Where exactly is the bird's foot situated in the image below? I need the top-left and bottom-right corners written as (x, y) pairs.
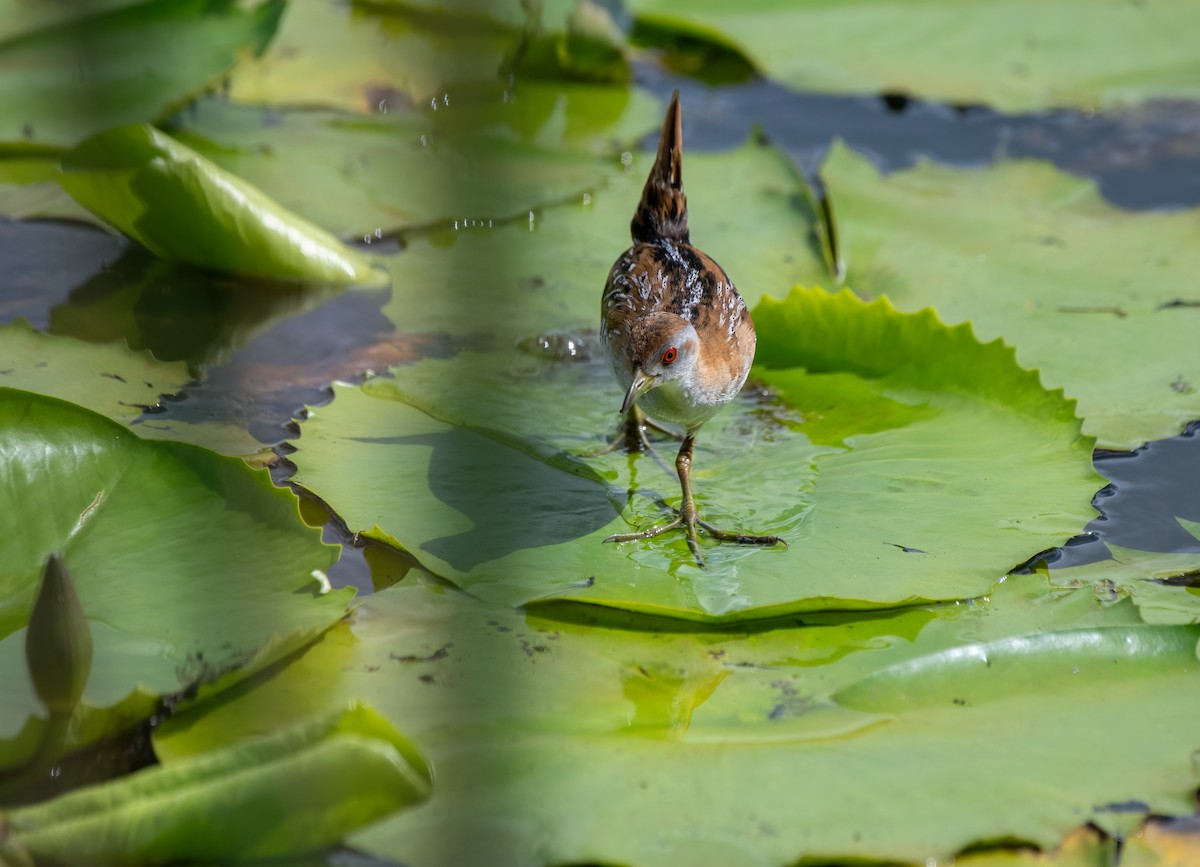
top-left (604, 513), bottom-right (785, 568)
top-left (583, 406), bottom-right (680, 457)
top-left (696, 519), bottom-right (787, 548)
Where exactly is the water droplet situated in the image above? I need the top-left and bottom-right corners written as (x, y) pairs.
top-left (620, 152), bottom-right (633, 166)
top-left (378, 99), bottom-right (388, 113)
top-left (487, 219), bottom-right (493, 228)
top-left (454, 221), bottom-right (459, 230)
top-left (430, 98), bottom-right (438, 111)
top-left (502, 90), bottom-right (510, 104)
top-left (582, 193), bottom-right (592, 206)
top-left (419, 134), bottom-right (429, 147)
top-left (443, 93), bottom-right (450, 106)
top-left (363, 234), bottom-right (371, 244)
top-left (375, 227), bottom-right (382, 238)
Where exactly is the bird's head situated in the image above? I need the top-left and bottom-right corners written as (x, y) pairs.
top-left (621, 312), bottom-right (699, 413)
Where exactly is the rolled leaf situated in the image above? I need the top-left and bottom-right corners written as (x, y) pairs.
top-left (58, 125), bottom-right (386, 286)
top-left (4, 703), bottom-right (429, 864)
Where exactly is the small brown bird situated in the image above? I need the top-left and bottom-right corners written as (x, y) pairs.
top-left (600, 91), bottom-right (784, 566)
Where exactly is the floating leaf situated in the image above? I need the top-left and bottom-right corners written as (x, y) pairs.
top-left (0, 157), bottom-right (93, 223)
top-left (224, 0), bottom-right (508, 113)
top-left (0, 388), bottom-right (351, 771)
top-left (0, 320), bottom-right (189, 426)
top-left (623, 0), bottom-right (1200, 113)
top-left (1043, 543), bottom-right (1200, 626)
top-left (3, 704), bottom-right (429, 864)
top-left (818, 142), bottom-right (1200, 450)
top-left (383, 136), bottom-right (828, 341)
top-left (154, 578), bottom-right (1200, 865)
top-left (0, 0), bottom-right (282, 149)
top-left (59, 124), bottom-right (385, 285)
top-left (291, 286), bottom-right (1098, 620)
top-left (169, 99), bottom-right (629, 239)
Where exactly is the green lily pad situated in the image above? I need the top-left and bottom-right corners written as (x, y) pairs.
top-left (168, 99), bottom-right (631, 239)
top-left (0, 320), bottom-right (189, 425)
top-left (59, 124), bottom-right (386, 285)
top-left (292, 286), bottom-right (1097, 620)
top-left (224, 0), bottom-right (510, 113)
top-left (0, 0), bottom-right (143, 44)
top-left (1042, 540), bottom-right (1200, 626)
top-left (421, 79), bottom-right (662, 156)
top-left (624, 0), bottom-right (1200, 113)
top-left (3, 704), bottom-right (429, 864)
top-left (0, 315), bottom-right (285, 458)
top-left (0, 0), bottom-right (281, 149)
top-left (817, 142), bottom-right (1200, 450)
top-left (153, 577), bottom-right (1200, 865)
top-left (0, 388), bottom-right (351, 771)
top-left (383, 135), bottom-right (828, 341)
top-left (0, 157), bottom-right (93, 223)
top-left (0, 83), bottom-right (661, 228)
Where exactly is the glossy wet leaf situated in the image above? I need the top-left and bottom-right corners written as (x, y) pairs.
top-left (0, 0), bottom-right (281, 149)
top-left (383, 136), bottom-right (829, 342)
top-left (59, 124), bottom-right (385, 286)
top-left (154, 578), bottom-right (1200, 866)
top-left (3, 704), bottom-right (429, 864)
top-left (818, 142), bottom-right (1200, 450)
top-left (293, 286), bottom-right (1097, 619)
top-left (0, 320), bottom-right (188, 426)
top-left (0, 389), bottom-right (351, 771)
top-left (624, 0), bottom-right (1200, 113)
top-left (169, 99), bottom-right (630, 239)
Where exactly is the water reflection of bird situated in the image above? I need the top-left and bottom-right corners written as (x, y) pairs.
top-left (599, 90), bottom-right (784, 567)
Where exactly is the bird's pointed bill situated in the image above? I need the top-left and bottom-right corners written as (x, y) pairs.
top-left (620, 369), bottom-right (654, 414)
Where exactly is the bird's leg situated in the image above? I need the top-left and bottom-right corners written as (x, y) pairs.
top-left (675, 434), bottom-right (706, 565)
top-left (604, 433), bottom-right (786, 566)
top-left (682, 434), bottom-right (786, 563)
top-left (586, 404), bottom-right (680, 456)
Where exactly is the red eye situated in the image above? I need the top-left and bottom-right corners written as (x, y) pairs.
top-left (661, 347), bottom-right (678, 365)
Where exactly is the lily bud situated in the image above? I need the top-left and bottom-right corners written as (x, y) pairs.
top-left (24, 554), bottom-right (92, 717)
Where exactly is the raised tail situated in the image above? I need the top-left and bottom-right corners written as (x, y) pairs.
top-left (630, 90), bottom-right (689, 245)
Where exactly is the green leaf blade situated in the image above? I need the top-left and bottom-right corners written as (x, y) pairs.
top-left (59, 125), bottom-right (385, 285)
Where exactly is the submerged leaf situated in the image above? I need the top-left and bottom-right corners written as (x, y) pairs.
top-left (59, 125), bottom-right (385, 285)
